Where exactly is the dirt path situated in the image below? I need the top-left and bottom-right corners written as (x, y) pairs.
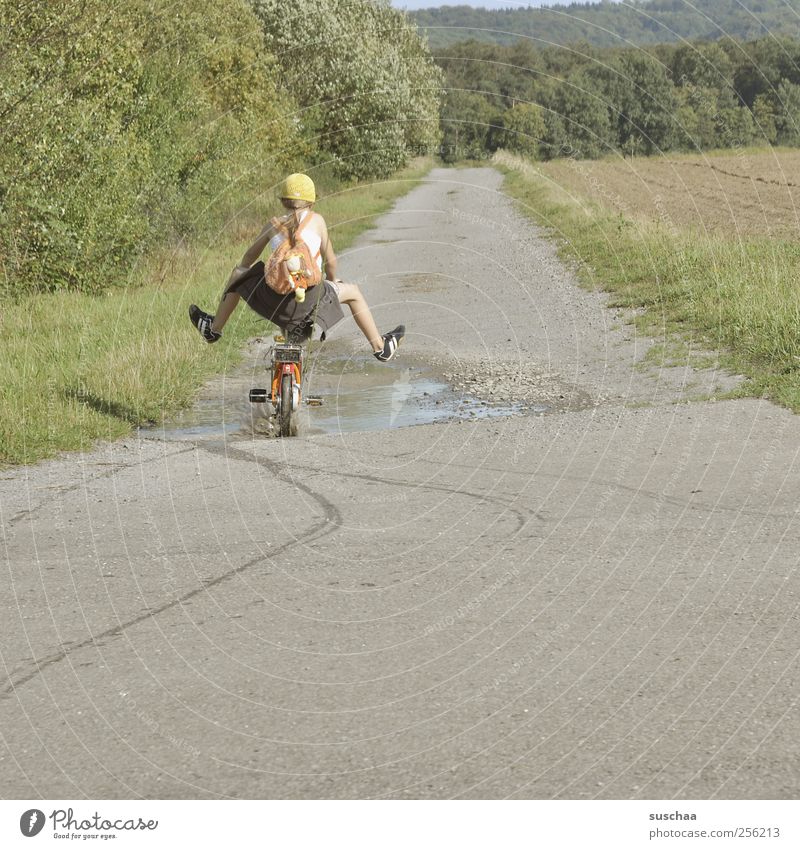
top-left (2, 168), bottom-right (799, 800)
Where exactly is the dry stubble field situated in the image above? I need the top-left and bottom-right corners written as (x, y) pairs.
top-left (538, 148), bottom-right (800, 238)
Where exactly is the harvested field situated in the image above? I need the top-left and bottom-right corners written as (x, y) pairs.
top-left (537, 148), bottom-right (800, 239)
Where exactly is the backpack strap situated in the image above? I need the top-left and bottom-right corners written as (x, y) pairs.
top-left (293, 209), bottom-right (311, 240)
top-left (294, 210), bottom-right (321, 264)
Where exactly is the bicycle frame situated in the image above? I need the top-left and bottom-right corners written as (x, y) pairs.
top-left (271, 341), bottom-right (303, 407)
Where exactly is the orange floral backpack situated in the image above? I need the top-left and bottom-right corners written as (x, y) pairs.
top-left (265, 211), bottom-right (323, 301)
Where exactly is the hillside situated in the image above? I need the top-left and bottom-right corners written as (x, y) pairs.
top-left (413, 0), bottom-right (800, 48)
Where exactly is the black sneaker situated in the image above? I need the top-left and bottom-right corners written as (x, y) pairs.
top-left (189, 304), bottom-right (221, 343)
top-left (374, 325), bottom-right (405, 362)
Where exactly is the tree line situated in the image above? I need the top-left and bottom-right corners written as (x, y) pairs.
top-left (414, 0), bottom-right (800, 50)
top-left (436, 36), bottom-right (800, 161)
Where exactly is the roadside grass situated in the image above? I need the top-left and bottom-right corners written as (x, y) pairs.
top-left (636, 340), bottom-right (720, 373)
top-left (493, 150), bottom-right (800, 413)
top-left (1, 158), bottom-right (434, 466)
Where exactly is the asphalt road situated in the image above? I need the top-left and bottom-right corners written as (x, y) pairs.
top-left (2, 168), bottom-right (799, 799)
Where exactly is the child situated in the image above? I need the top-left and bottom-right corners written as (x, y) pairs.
top-left (189, 172), bottom-right (404, 361)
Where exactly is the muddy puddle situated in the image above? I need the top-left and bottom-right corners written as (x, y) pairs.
top-left (144, 339), bottom-right (554, 442)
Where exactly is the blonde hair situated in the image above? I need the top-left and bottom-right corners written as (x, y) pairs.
top-left (280, 197), bottom-right (312, 242)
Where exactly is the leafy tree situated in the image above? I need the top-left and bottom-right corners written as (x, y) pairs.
top-left (251, 0), bottom-right (442, 180)
top-left (541, 72), bottom-right (615, 159)
top-left (774, 79), bottom-right (800, 145)
top-left (714, 105), bottom-right (758, 148)
top-left (753, 94), bottom-right (779, 144)
top-left (604, 53), bottom-right (677, 155)
top-left (671, 42), bottom-right (734, 90)
top-left (673, 86), bottom-right (717, 150)
top-left (501, 102), bottom-right (546, 158)
top-left (732, 38), bottom-right (786, 108)
top-left (440, 91), bottom-right (504, 162)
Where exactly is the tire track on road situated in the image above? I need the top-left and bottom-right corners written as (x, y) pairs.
top-left (0, 442), bottom-right (343, 700)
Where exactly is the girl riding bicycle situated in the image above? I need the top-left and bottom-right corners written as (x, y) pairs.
top-left (189, 173), bottom-right (404, 361)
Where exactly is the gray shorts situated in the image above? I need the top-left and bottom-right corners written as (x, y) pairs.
top-left (328, 278), bottom-right (342, 299)
top-left (227, 261), bottom-right (346, 340)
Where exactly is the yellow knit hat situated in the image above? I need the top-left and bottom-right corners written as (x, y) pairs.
top-left (281, 173), bottom-right (316, 203)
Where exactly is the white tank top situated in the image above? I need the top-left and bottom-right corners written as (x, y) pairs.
top-left (269, 209), bottom-right (323, 271)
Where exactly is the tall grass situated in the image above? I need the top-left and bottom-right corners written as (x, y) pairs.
top-left (494, 150), bottom-right (800, 411)
top-left (1, 159), bottom-right (434, 466)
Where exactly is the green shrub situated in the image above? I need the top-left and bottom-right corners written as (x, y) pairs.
top-left (0, 0), bottom-right (299, 296)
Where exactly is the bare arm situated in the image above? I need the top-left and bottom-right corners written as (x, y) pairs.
top-left (224, 221), bottom-right (278, 290)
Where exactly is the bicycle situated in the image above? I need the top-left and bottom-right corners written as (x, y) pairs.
top-left (248, 332), bottom-right (321, 437)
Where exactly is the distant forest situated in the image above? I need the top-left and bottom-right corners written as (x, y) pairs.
top-left (435, 36), bottom-right (800, 160)
top-left (414, 0), bottom-right (800, 49)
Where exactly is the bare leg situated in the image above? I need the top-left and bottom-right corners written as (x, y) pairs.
top-left (211, 291), bottom-right (240, 334)
top-left (335, 281), bottom-right (383, 352)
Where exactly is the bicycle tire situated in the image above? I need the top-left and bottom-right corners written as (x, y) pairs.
top-left (279, 373), bottom-right (293, 437)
